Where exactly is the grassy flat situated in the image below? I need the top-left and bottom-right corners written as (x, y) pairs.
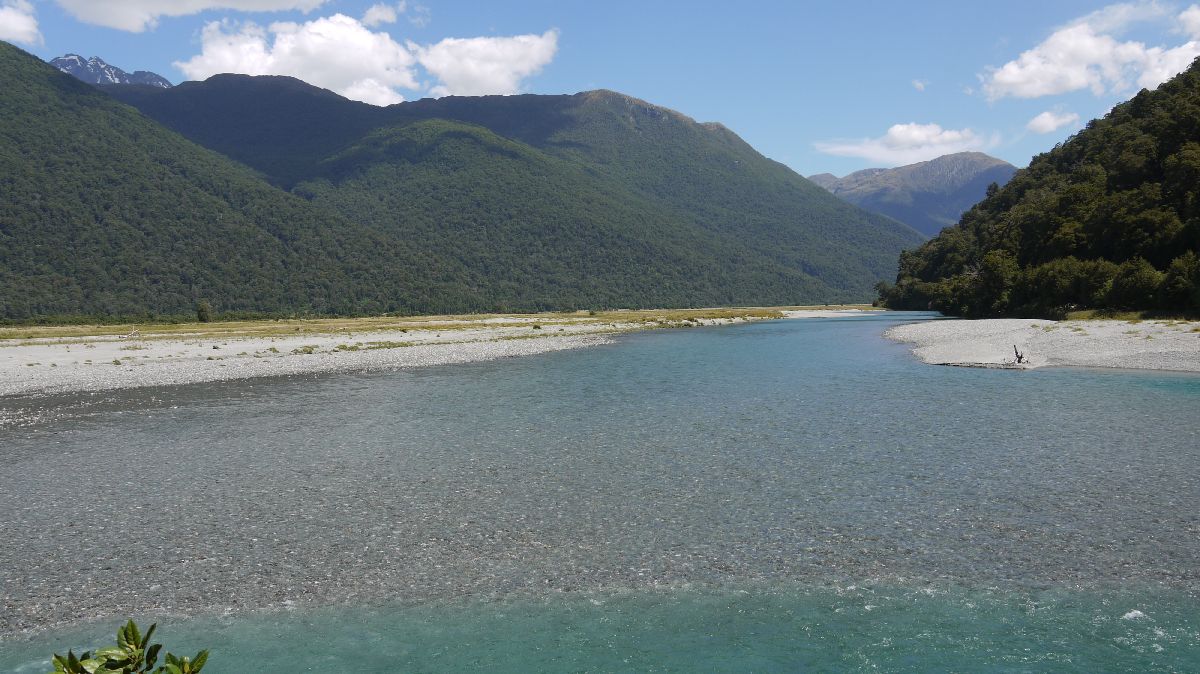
top-left (0, 305), bottom-right (878, 342)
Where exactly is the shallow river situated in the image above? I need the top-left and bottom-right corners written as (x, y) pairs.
top-left (2, 313), bottom-right (1197, 671)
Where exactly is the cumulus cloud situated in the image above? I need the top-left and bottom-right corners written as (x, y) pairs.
top-left (0, 0), bottom-right (40, 45)
top-left (175, 12), bottom-right (558, 105)
top-left (175, 14), bottom-right (418, 105)
top-left (1026, 109), bottom-right (1081, 133)
top-left (815, 123), bottom-right (998, 166)
top-left (1082, 0), bottom-right (1168, 32)
top-left (53, 0), bottom-right (327, 33)
top-left (361, 2), bottom-right (402, 27)
top-left (411, 29), bottom-right (559, 96)
top-left (1183, 5), bottom-right (1200, 39)
top-left (982, 2), bottom-right (1200, 100)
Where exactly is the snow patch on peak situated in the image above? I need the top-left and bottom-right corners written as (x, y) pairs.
top-left (48, 54), bottom-right (172, 88)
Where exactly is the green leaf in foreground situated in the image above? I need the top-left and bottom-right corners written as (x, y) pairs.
top-left (47, 621), bottom-right (208, 674)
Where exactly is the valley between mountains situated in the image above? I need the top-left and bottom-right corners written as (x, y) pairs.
top-left (1, 42), bottom-right (924, 321)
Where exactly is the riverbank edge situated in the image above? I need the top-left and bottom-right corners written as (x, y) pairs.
top-left (0, 306), bottom-right (878, 398)
top-left (885, 317), bottom-right (1200, 372)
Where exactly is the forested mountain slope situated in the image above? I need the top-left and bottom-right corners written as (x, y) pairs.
top-left (1, 39), bottom-right (927, 320)
top-left (0, 42), bottom-right (416, 319)
top-left (106, 75), bottom-right (387, 186)
top-left (107, 77), bottom-right (925, 303)
top-left (879, 58), bottom-right (1200, 317)
top-left (809, 153), bottom-right (1017, 237)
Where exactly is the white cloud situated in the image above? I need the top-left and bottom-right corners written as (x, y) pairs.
top-left (361, 2), bottom-right (401, 28)
top-left (1081, 0), bottom-right (1168, 32)
top-left (53, 0), bottom-right (327, 33)
top-left (406, 2), bottom-right (429, 28)
top-left (1026, 109), bottom-right (1081, 133)
top-left (1135, 40), bottom-right (1200, 89)
top-left (175, 14), bottom-right (418, 106)
top-left (1182, 5), bottom-right (1200, 39)
top-left (982, 2), bottom-right (1200, 100)
top-left (815, 123), bottom-right (997, 166)
top-left (410, 29), bottom-right (559, 96)
top-left (912, 79), bottom-right (927, 92)
top-left (175, 12), bottom-right (557, 105)
top-left (0, 0), bottom-right (41, 45)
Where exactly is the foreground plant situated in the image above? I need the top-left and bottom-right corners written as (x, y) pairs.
top-left (48, 620), bottom-right (208, 674)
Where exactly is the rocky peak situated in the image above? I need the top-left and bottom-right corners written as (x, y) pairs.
top-left (50, 54), bottom-right (172, 88)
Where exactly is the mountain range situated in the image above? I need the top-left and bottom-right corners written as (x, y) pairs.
top-left (50, 54), bottom-right (172, 88)
top-left (1, 42), bottom-right (922, 320)
top-left (809, 153), bottom-right (1017, 237)
top-left (3, 43), bottom-right (412, 319)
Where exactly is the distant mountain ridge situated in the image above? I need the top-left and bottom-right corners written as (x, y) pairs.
top-left (50, 54), bottom-right (171, 88)
top-left (806, 173), bottom-right (841, 191)
top-left (1, 41), bottom-right (924, 319)
top-left (105, 75), bottom-right (924, 306)
top-left (808, 152), bottom-right (1017, 236)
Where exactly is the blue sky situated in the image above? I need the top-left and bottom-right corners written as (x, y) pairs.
top-left (3, 0), bottom-right (1200, 176)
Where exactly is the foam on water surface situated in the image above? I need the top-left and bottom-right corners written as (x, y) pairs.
top-left (2, 583), bottom-right (1197, 672)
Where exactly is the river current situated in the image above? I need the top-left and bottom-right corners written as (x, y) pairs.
top-left (1, 313), bottom-right (1197, 672)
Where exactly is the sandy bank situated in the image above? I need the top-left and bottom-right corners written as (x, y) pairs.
top-left (886, 318), bottom-right (1200, 372)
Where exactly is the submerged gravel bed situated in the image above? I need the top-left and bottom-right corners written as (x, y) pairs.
top-left (4, 314), bottom-right (1196, 636)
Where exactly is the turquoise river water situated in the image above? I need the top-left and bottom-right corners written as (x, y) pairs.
top-left (1, 313), bottom-right (1197, 672)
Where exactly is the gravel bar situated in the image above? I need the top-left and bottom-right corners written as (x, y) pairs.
top-left (886, 318), bottom-right (1200, 372)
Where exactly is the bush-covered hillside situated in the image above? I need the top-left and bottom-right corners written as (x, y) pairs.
top-left (107, 77), bottom-right (924, 308)
top-left (0, 42), bottom-right (418, 320)
top-left (383, 89), bottom-right (924, 292)
top-left (879, 58), bottom-right (1200, 317)
top-left (294, 119), bottom-right (837, 310)
top-left (1, 40), bottom-right (926, 321)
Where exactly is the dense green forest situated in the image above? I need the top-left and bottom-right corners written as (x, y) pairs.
top-left (1, 41), bottom-right (923, 320)
top-left (293, 119), bottom-right (837, 309)
top-left (106, 76), bottom-right (923, 310)
top-left (0, 42), bottom-right (423, 320)
top-left (378, 89), bottom-right (919, 292)
top-left (878, 57), bottom-right (1200, 317)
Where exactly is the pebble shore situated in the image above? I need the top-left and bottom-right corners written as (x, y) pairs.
top-left (0, 315), bottom-right (776, 398)
top-left (0, 333), bottom-right (612, 398)
top-left (886, 318), bottom-right (1200, 372)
